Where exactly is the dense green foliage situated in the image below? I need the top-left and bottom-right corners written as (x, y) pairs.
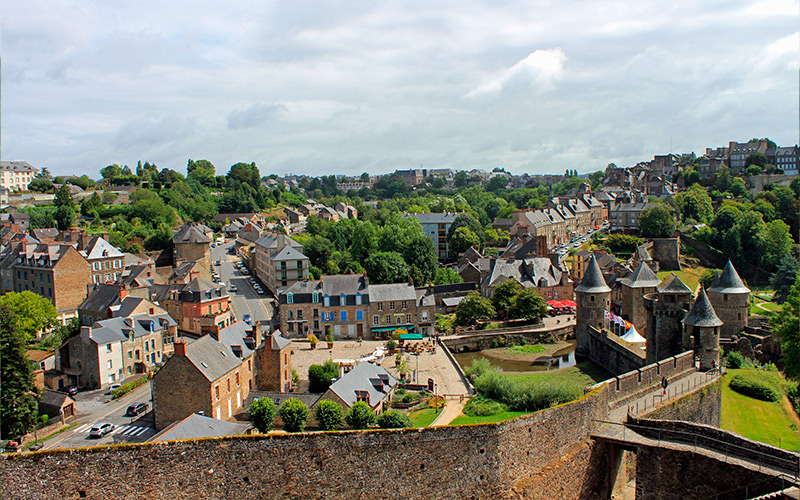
top-left (472, 369), bottom-right (583, 412)
top-left (507, 288), bottom-right (549, 320)
top-left (308, 360), bottom-right (339, 393)
top-left (771, 274), bottom-right (800, 378)
top-left (462, 395), bottom-right (509, 416)
top-left (604, 234), bottom-right (644, 253)
top-left (278, 398), bottom-right (310, 432)
top-left (492, 280), bottom-right (522, 314)
top-left (1, 308), bottom-right (40, 439)
top-left (314, 400), bottom-right (344, 431)
top-left (454, 292), bottom-right (496, 326)
top-left (344, 400), bottom-right (376, 429)
top-left (376, 409), bottom-right (413, 429)
top-left (638, 204), bottom-right (676, 238)
top-left (110, 374), bottom-right (150, 400)
top-left (249, 397), bottom-right (277, 433)
top-left (0, 292), bottom-right (57, 342)
top-left (729, 371), bottom-right (783, 402)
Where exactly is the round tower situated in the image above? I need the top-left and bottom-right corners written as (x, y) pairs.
top-left (683, 286), bottom-right (723, 371)
top-left (707, 260), bottom-right (750, 338)
top-left (644, 274), bottom-right (693, 364)
top-left (575, 254), bottom-right (611, 359)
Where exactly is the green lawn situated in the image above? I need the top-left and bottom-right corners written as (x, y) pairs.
top-left (657, 266), bottom-right (707, 291)
top-left (409, 408), bottom-right (441, 428)
top-left (449, 410), bottom-right (529, 425)
top-left (721, 370), bottom-right (799, 451)
top-left (506, 361), bottom-right (612, 387)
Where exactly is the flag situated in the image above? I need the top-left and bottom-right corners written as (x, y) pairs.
top-left (625, 321), bottom-right (632, 329)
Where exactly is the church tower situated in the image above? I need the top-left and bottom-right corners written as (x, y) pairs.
top-left (575, 255), bottom-right (611, 359)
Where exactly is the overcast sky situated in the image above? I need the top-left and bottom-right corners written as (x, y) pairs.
top-left (2, 1), bottom-right (798, 179)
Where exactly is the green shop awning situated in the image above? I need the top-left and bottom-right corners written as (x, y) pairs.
top-left (370, 325), bottom-right (416, 333)
top-left (399, 333), bottom-right (423, 340)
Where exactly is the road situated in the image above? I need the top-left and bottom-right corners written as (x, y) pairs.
top-left (43, 382), bottom-right (156, 449)
top-left (211, 241), bottom-right (275, 327)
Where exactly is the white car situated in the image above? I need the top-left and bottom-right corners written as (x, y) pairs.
top-left (89, 422), bottom-right (114, 438)
top-left (229, 284), bottom-right (238, 292)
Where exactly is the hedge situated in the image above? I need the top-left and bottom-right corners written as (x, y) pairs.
top-left (111, 374), bottom-right (150, 400)
top-left (729, 371), bottom-right (783, 402)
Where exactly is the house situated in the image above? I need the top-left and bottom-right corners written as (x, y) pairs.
top-left (0, 160), bottom-right (38, 191)
top-left (571, 250), bottom-right (619, 283)
top-left (0, 241), bottom-right (91, 325)
top-left (149, 413), bottom-right (251, 442)
top-left (172, 222), bottom-right (212, 265)
top-left (402, 212), bottom-right (460, 260)
top-left (320, 362), bottom-right (398, 413)
top-left (252, 232), bottom-right (310, 295)
top-left (150, 277), bottom-right (232, 336)
top-left (58, 313), bottom-right (175, 389)
top-left (38, 390), bottom-right (76, 421)
top-left (480, 257), bottom-right (573, 302)
top-left (78, 234), bottom-right (126, 285)
top-left (367, 282), bottom-right (423, 340)
top-left (152, 335), bottom-right (253, 430)
top-left (79, 284), bottom-right (167, 326)
top-left (608, 203), bottom-right (654, 232)
top-left (284, 207), bottom-right (304, 224)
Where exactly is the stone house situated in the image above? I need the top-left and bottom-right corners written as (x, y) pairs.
top-left (319, 362), bottom-right (398, 413)
top-left (79, 284), bottom-right (167, 326)
top-left (0, 241), bottom-right (91, 325)
top-left (609, 203), bottom-right (654, 232)
top-left (150, 277), bottom-right (232, 336)
top-left (57, 313), bottom-right (175, 389)
top-left (367, 282), bottom-right (419, 339)
top-left (480, 257), bottom-right (573, 303)
top-left (172, 222), bottom-right (212, 265)
top-left (252, 232), bottom-right (310, 295)
top-left (75, 234), bottom-right (126, 285)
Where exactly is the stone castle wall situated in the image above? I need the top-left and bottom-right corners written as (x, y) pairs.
top-left (586, 326), bottom-right (646, 375)
top-left (649, 238), bottom-right (680, 271)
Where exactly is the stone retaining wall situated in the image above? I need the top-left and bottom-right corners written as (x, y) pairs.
top-left (586, 326), bottom-right (645, 375)
top-left (637, 378), bottom-right (722, 425)
top-left (443, 325), bottom-right (573, 352)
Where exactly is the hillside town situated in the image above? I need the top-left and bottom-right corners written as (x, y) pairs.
top-left (1, 136), bottom-right (800, 499)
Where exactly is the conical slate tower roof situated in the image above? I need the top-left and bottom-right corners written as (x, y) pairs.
top-left (620, 262), bottom-right (661, 288)
top-left (658, 274), bottom-right (692, 295)
top-left (575, 255), bottom-right (611, 293)
top-left (708, 260), bottom-right (749, 294)
top-left (683, 287), bottom-right (723, 327)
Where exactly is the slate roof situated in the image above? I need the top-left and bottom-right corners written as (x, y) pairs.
top-left (81, 236), bottom-right (124, 260)
top-left (39, 390), bottom-right (74, 409)
top-left (80, 284), bottom-right (122, 313)
top-left (635, 245), bottom-right (653, 262)
top-left (150, 413), bottom-right (250, 442)
top-left (403, 213), bottom-right (460, 224)
top-left (216, 321), bottom-right (257, 359)
top-left (321, 274), bottom-right (367, 296)
top-left (620, 262), bottom-right (661, 288)
top-left (254, 232), bottom-right (302, 250)
top-left (271, 331), bottom-right (291, 350)
top-left (658, 274), bottom-right (692, 295)
top-left (271, 245), bottom-right (308, 262)
top-left (368, 283), bottom-right (416, 302)
top-left (31, 228), bottom-right (59, 241)
top-left (183, 334), bottom-right (242, 382)
top-left (575, 255), bottom-right (611, 293)
top-left (89, 314), bottom-right (175, 345)
top-left (245, 392), bottom-right (321, 411)
top-left (683, 287), bottom-right (723, 327)
top-left (708, 260), bottom-right (749, 294)
top-left (326, 362), bottom-right (398, 409)
top-left (172, 224), bottom-right (212, 244)
top-left (109, 296), bottom-right (148, 318)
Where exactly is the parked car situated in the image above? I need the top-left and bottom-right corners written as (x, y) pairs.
top-left (63, 386), bottom-right (78, 396)
top-left (243, 314), bottom-right (252, 324)
top-left (89, 422), bottom-right (115, 438)
top-left (241, 268), bottom-right (249, 275)
top-left (229, 284), bottom-right (238, 292)
top-left (125, 403), bottom-right (149, 416)
top-left (256, 288), bottom-right (265, 295)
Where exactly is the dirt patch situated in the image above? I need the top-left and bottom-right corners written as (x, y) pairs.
top-left (478, 341), bottom-right (573, 363)
top-left (781, 396), bottom-right (800, 427)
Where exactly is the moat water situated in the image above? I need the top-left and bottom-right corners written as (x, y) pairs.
top-left (453, 344), bottom-right (577, 373)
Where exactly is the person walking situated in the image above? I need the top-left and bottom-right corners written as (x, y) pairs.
top-left (661, 376), bottom-right (668, 395)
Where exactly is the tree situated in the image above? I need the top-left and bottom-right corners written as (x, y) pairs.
top-left (402, 235), bottom-right (437, 285)
top-left (770, 255), bottom-right (800, 304)
top-left (81, 192), bottom-right (103, 216)
top-left (638, 204), bottom-right (675, 238)
top-left (745, 153), bottom-right (768, 168)
top-left (227, 162), bottom-right (260, 188)
top-left (27, 178), bottom-right (54, 193)
top-left (377, 410), bottom-right (412, 429)
top-left (308, 360), bottom-right (339, 393)
top-left (100, 164), bottom-right (123, 180)
top-left (492, 279), bottom-right (522, 315)
top-left (508, 288), bottom-right (549, 320)
top-left (433, 267), bottom-right (464, 285)
top-left (486, 176), bottom-right (508, 192)
top-left (187, 159), bottom-right (216, 187)
top-left (603, 234), bottom-right (644, 253)
top-left (37, 167), bottom-right (53, 180)
top-left (314, 400), bottom-right (344, 431)
top-left (345, 401), bottom-right (376, 429)
top-left (447, 214), bottom-right (485, 251)
top-left (448, 226), bottom-right (481, 260)
top-left (771, 274), bottom-right (800, 378)
top-left (761, 219), bottom-right (793, 270)
top-left (278, 398), bottom-right (309, 432)
top-left (0, 291), bottom-right (57, 341)
top-left (0, 307), bottom-right (40, 439)
top-left (676, 185), bottom-right (713, 223)
top-left (454, 171), bottom-right (469, 188)
top-left (365, 251), bottom-right (409, 284)
top-left (249, 397), bottom-right (277, 433)
top-left (53, 184), bottom-right (76, 230)
top-left (454, 291), bottom-right (496, 327)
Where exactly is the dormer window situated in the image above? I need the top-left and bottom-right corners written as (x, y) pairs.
top-left (287, 292), bottom-right (294, 304)
top-left (323, 295), bottom-right (330, 307)
top-left (355, 293), bottom-right (362, 305)
top-left (312, 292), bottom-right (319, 303)
top-left (340, 293), bottom-right (346, 306)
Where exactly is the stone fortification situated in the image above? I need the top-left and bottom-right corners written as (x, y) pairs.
top-left (648, 238), bottom-right (680, 271)
top-left (586, 326), bottom-right (645, 375)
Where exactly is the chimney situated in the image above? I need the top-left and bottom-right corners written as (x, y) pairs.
top-left (102, 232), bottom-right (109, 242)
top-left (118, 286), bottom-right (127, 300)
top-left (79, 232), bottom-right (91, 251)
top-left (174, 340), bottom-right (187, 356)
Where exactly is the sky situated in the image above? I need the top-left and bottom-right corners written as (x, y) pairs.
top-left (2, 0), bottom-right (798, 179)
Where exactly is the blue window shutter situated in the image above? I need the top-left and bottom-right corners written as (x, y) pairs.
top-left (356, 310), bottom-right (363, 321)
top-left (341, 311), bottom-right (346, 322)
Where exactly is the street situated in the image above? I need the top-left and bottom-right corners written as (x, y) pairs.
top-left (211, 241), bottom-right (275, 327)
top-left (43, 382), bottom-right (156, 449)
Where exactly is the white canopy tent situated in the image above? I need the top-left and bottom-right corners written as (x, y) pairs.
top-left (621, 326), bottom-right (646, 344)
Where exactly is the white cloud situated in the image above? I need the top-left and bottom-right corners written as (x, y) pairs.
top-left (465, 48), bottom-right (567, 98)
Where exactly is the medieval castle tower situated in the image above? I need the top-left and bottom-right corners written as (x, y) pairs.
top-left (575, 254), bottom-right (611, 359)
top-left (706, 260), bottom-right (750, 339)
top-left (643, 274), bottom-right (693, 364)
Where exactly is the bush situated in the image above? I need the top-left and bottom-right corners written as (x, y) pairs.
top-left (249, 397), bottom-right (277, 433)
top-left (111, 374), bottom-right (149, 399)
top-left (314, 400), bottom-right (343, 431)
top-left (308, 360), bottom-right (339, 393)
top-left (729, 371), bottom-right (783, 402)
top-left (463, 358), bottom-right (493, 380)
top-left (462, 395), bottom-right (508, 417)
top-left (401, 393), bottom-right (415, 403)
top-left (345, 401), bottom-right (376, 429)
top-left (724, 351), bottom-right (757, 369)
top-left (472, 370), bottom-right (583, 412)
top-left (385, 339), bottom-right (397, 351)
top-left (278, 398), bottom-right (309, 432)
top-left (377, 410), bottom-right (412, 429)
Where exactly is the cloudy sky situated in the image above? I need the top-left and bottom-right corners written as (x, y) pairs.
top-left (2, 0), bottom-right (798, 179)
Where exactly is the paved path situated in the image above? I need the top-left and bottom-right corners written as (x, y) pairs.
top-left (430, 398), bottom-right (468, 427)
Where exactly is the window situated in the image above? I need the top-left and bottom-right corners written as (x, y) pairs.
top-left (227, 378), bottom-right (231, 391)
top-left (406, 314), bottom-right (411, 323)
top-left (422, 311), bottom-right (428, 321)
top-left (340, 311), bottom-right (347, 322)
top-left (401, 301), bottom-right (407, 309)
top-left (312, 292), bottom-right (319, 303)
top-left (128, 351), bottom-right (132, 359)
top-left (356, 293), bottom-right (362, 305)
top-left (107, 360), bottom-right (112, 369)
top-left (390, 302), bottom-right (395, 310)
top-left (215, 386), bottom-right (220, 400)
top-left (356, 310), bottom-right (363, 321)
top-left (106, 344), bottom-right (112, 352)
top-left (340, 293), bottom-right (346, 305)
top-left (385, 315), bottom-right (391, 324)
top-left (377, 303), bottom-right (383, 312)
top-left (396, 316), bottom-right (402, 325)
top-left (324, 295), bottom-right (330, 306)
top-left (373, 315), bottom-right (379, 325)
top-left (297, 309), bottom-right (303, 320)
top-left (287, 292), bottom-right (293, 304)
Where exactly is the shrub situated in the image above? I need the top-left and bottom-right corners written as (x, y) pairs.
top-left (111, 374), bottom-right (149, 399)
top-left (345, 401), bottom-right (376, 429)
top-left (472, 371), bottom-right (583, 412)
top-left (463, 358), bottom-right (493, 380)
top-left (385, 339), bottom-right (397, 351)
top-left (462, 395), bottom-right (508, 417)
top-left (401, 393), bottom-right (415, 403)
top-left (278, 398), bottom-right (309, 432)
top-left (377, 410), bottom-right (412, 429)
top-left (725, 351), bottom-right (744, 369)
top-left (308, 360), bottom-right (339, 393)
top-left (249, 397), bottom-right (277, 433)
top-left (307, 334), bottom-right (318, 345)
top-left (314, 400), bottom-right (343, 431)
top-left (729, 371), bottom-right (783, 402)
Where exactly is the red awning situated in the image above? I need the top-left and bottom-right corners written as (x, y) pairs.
top-left (561, 299), bottom-right (577, 308)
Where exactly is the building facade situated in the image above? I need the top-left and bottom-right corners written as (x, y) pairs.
top-left (0, 161), bottom-right (37, 191)
top-left (403, 212), bottom-right (460, 260)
